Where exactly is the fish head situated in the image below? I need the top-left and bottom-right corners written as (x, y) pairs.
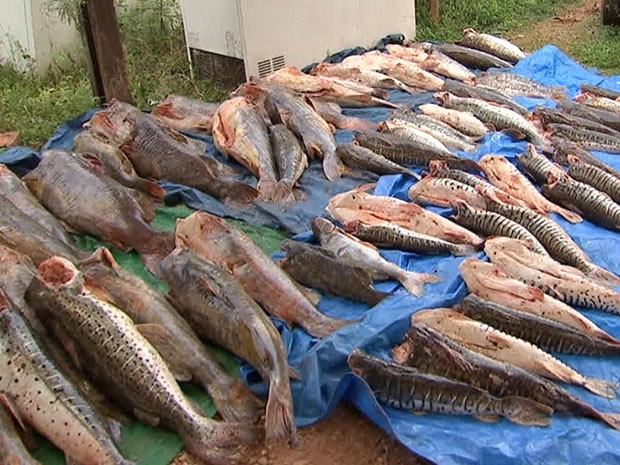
top-left (410, 307), bottom-right (461, 326)
top-left (38, 256), bottom-right (83, 295)
top-left (478, 154), bottom-right (511, 178)
top-left (458, 257), bottom-right (497, 276)
top-left (22, 170), bottom-right (44, 199)
top-left (433, 91), bottom-right (452, 106)
top-left (346, 348), bottom-right (373, 376)
top-left (0, 163), bottom-right (13, 179)
top-left (390, 339), bottom-right (413, 363)
top-left (310, 217), bottom-right (337, 240)
top-left (483, 236), bottom-right (532, 257)
top-left (174, 211), bottom-right (232, 253)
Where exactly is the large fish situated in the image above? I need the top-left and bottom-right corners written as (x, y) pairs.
top-left (575, 92), bottom-right (620, 114)
top-left (23, 150), bottom-right (174, 276)
top-left (78, 247), bottom-right (264, 424)
top-left (430, 43), bottom-right (513, 70)
top-left (159, 248), bottom-right (296, 444)
top-left (394, 323), bottom-right (620, 430)
top-left (458, 257), bottom-right (615, 342)
top-left (418, 103), bottom-right (490, 138)
top-left (546, 123), bottom-right (620, 153)
top-left (419, 50), bottom-right (477, 84)
top-left (550, 137), bottom-right (620, 180)
top-left (0, 402), bottom-right (40, 465)
top-left (277, 239), bottom-right (390, 306)
top-left (514, 144), bottom-right (566, 186)
top-left (72, 130), bottom-right (165, 200)
top-left (310, 63), bottom-right (416, 94)
top-left (580, 83), bottom-right (620, 100)
top-left (348, 349), bottom-right (551, 426)
top-left (269, 124), bottom-right (308, 205)
top-left (34, 257), bottom-right (258, 464)
top-left (335, 143), bottom-right (419, 179)
top-left (530, 106), bottom-right (620, 136)
top-left (212, 97), bottom-right (279, 202)
top-left (408, 176), bottom-right (486, 209)
top-left (412, 308), bottom-right (617, 398)
top-left (479, 154), bottom-right (581, 223)
top-left (0, 164), bottom-right (75, 246)
top-left (307, 99), bottom-right (379, 131)
top-left (456, 28), bottom-right (526, 64)
top-left (151, 94), bottom-right (220, 135)
top-left (558, 97), bottom-right (620, 132)
top-left (175, 211), bottom-right (355, 338)
top-left (567, 155), bottom-right (620, 203)
top-left (311, 217), bottom-right (441, 297)
top-left (476, 71), bottom-right (565, 99)
top-left (442, 79), bottom-right (528, 115)
top-left (0, 289), bottom-right (133, 465)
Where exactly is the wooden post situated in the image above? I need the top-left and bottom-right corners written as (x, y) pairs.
top-left (80, 0), bottom-right (132, 104)
top-left (430, 0), bottom-right (440, 22)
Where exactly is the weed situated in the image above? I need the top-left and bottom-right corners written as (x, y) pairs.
top-left (571, 23), bottom-right (620, 75)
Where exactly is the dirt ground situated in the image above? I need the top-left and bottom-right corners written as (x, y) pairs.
top-left (170, 2), bottom-right (601, 464)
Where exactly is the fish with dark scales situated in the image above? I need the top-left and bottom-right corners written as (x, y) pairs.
top-left (455, 28), bottom-right (526, 64)
top-left (558, 97), bottom-right (620, 132)
top-left (567, 156), bottom-right (620, 203)
top-left (531, 106), bottom-right (620, 136)
top-left (347, 349), bottom-right (552, 426)
top-left (442, 78), bottom-right (528, 115)
top-left (430, 43), bottom-right (513, 70)
top-left (546, 123), bottom-right (620, 153)
top-left (393, 323), bottom-right (620, 430)
top-left (408, 176), bottom-right (486, 209)
top-left (514, 143), bottom-right (566, 186)
top-left (335, 143), bottom-right (420, 179)
top-left (476, 71), bottom-right (565, 99)
top-left (549, 137), bottom-right (620, 180)
top-left (580, 83), bottom-right (620, 100)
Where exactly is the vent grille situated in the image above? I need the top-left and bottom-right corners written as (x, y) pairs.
top-left (189, 48), bottom-right (246, 90)
top-left (256, 55), bottom-right (287, 78)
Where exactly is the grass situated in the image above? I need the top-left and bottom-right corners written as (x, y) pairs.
top-left (570, 21), bottom-right (620, 75)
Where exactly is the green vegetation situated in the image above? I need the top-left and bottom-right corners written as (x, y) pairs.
top-left (570, 21), bottom-right (620, 75)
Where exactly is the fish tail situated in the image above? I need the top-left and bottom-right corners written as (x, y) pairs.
top-left (322, 151), bottom-right (345, 182)
top-left (302, 313), bottom-right (360, 338)
top-left (586, 265), bottom-right (620, 288)
top-left (271, 180), bottom-right (296, 205)
top-left (584, 376), bottom-right (618, 399)
top-left (265, 378), bottom-right (298, 445)
top-left (135, 178), bottom-right (166, 202)
top-left (221, 181), bottom-right (261, 205)
top-left (256, 178), bottom-right (278, 202)
top-left (208, 378), bottom-right (265, 424)
top-left (502, 396), bottom-right (553, 426)
top-left (596, 412), bottom-right (620, 430)
top-left (453, 243), bottom-right (477, 256)
top-left (399, 271), bottom-right (428, 296)
top-left (140, 230), bottom-right (176, 278)
top-left (553, 205), bottom-right (583, 224)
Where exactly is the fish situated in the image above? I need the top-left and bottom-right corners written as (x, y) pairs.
top-left (320, 75), bottom-right (391, 99)
top-left (379, 119), bottom-right (454, 154)
top-left (484, 236), bottom-right (620, 315)
top-left (476, 71), bottom-right (565, 99)
top-left (485, 197), bottom-right (620, 286)
top-left (0, 289), bottom-right (134, 465)
top-left (395, 323), bottom-right (620, 430)
top-left (0, 164), bottom-right (75, 246)
top-left (335, 143), bottom-right (420, 179)
top-left (418, 50), bottom-right (477, 84)
top-left (78, 247), bottom-right (264, 424)
top-left (408, 176), bottom-right (486, 209)
top-left (449, 200), bottom-right (548, 255)
top-left (549, 137), bottom-right (620, 179)
top-left (579, 83), bottom-right (620, 100)
top-left (348, 348), bottom-right (552, 426)
top-left (175, 211), bottom-right (355, 338)
top-left (352, 129), bottom-right (481, 173)
top-left (418, 103), bottom-right (490, 137)
top-left (86, 99), bottom-right (142, 145)
top-left (311, 217), bottom-right (441, 296)
top-left (427, 160), bottom-right (527, 207)
top-left (545, 123), bottom-right (620, 153)
top-left (442, 79), bottom-right (528, 115)
top-left (542, 173), bottom-right (620, 231)
top-left (530, 105), bottom-right (620, 136)
top-left (385, 44), bottom-right (429, 63)
top-left (72, 130), bottom-right (166, 200)
top-left (307, 99), bottom-right (379, 131)
top-left (212, 97), bottom-right (279, 202)
top-left (325, 186), bottom-right (484, 246)
top-left (514, 143), bottom-right (566, 186)
top-left (310, 63), bottom-right (417, 94)
top-left (277, 239), bottom-right (390, 306)
top-left (159, 248), bottom-right (296, 444)
top-left (35, 256), bottom-right (258, 464)
top-left (343, 220), bottom-right (476, 257)
top-left (411, 307), bottom-right (617, 398)
top-left (387, 110), bottom-right (478, 152)
top-left (430, 43), bottom-right (513, 70)
top-left (435, 92), bottom-right (545, 145)
top-left (575, 92), bottom-right (620, 114)
top-left (0, 194), bottom-right (86, 266)
top-left (460, 294), bottom-right (620, 355)
top-left (567, 155), bottom-right (620, 203)
top-left (459, 257), bottom-right (613, 340)
top-left (269, 124), bottom-right (308, 204)
top-left (23, 150), bottom-right (174, 276)
top-left (479, 154), bottom-right (582, 223)
top-left (0, 401), bottom-right (41, 465)
top-left (456, 28), bottom-right (526, 64)
top-left (558, 97), bottom-right (620, 132)
top-left (151, 94), bottom-right (219, 134)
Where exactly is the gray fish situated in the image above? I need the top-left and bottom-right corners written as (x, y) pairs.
top-left (352, 130), bottom-right (481, 173)
top-left (344, 220), bottom-right (476, 256)
top-left (476, 71), bottom-right (565, 99)
top-left (542, 174), bottom-right (620, 232)
top-left (485, 198), bottom-right (620, 286)
top-left (442, 79), bottom-right (528, 115)
top-left (408, 176), bottom-right (486, 209)
top-left (395, 323), bottom-right (620, 430)
top-left (0, 289), bottom-right (133, 465)
top-left (567, 156), bottom-right (620, 203)
top-left (431, 43), bottom-right (513, 70)
top-left (575, 92), bottom-right (620, 114)
top-left (460, 294), bottom-right (620, 355)
top-left (277, 239), bottom-right (390, 306)
top-left (151, 94), bottom-right (220, 135)
top-left (307, 98), bottom-right (379, 132)
top-left (0, 401), bottom-right (40, 465)
top-left (347, 349), bottom-right (552, 426)
top-left (269, 123), bottom-right (308, 204)
top-left (546, 123), bottom-right (620, 153)
top-left (531, 106), bottom-right (620, 136)
top-left (335, 143), bottom-right (420, 179)
top-left (419, 50), bottom-right (477, 84)
top-left (580, 83), bottom-right (620, 100)
top-left (33, 256), bottom-right (258, 464)
top-left (418, 103), bottom-right (490, 138)
top-left (456, 28), bottom-right (526, 64)
top-left (450, 200), bottom-right (549, 255)
top-left (515, 143), bottom-right (566, 186)
top-left (550, 137), bottom-right (620, 180)
top-left (557, 97), bottom-right (620, 132)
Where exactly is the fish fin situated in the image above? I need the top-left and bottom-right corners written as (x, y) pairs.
top-left (484, 123), bottom-right (497, 131)
top-left (288, 365), bottom-right (302, 380)
top-left (294, 283), bottom-right (322, 306)
top-left (453, 244), bottom-right (477, 256)
top-left (0, 393), bottom-right (27, 432)
top-left (503, 397), bottom-right (553, 426)
top-left (479, 268), bottom-right (544, 301)
top-left (135, 323), bottom-right (193, 382)
top-left (77, 152), bottom-right (107, 175)
top-left (292, 187), bottom-right (306, 202)
top-left (133, 408), bottom-right (161, 427)
top-left (501, 129), bottom-right (527, 140)
top-left (135, 178), bottom-right (166, 202)
top-left (553, 206), bottom-right (583, 224)
top-left (256, 178), bottom-right (278, 202)
top-left (585, 266), bottom-right (620, 288)
top-left (152, 101), bottom-right (182, 119)
top-left (271, 180), bottom-right (296, 205)
top-left (221, 181), bottom-right (261, 206)
top-left (399, 271), bottom-right (426, 296)
top-left (473, 414), bottom-right (501, 423)
top-left (483, 331), bottom-right (512, 350)
top-left (598, 413), bottom-right (620, 430)
top-left (584, 377), bottom-right (618, 399)
top-left (210, 378), bottom-right (265, 424)
top-left (265, 378), bottom-right (298, 445)
top-left (140, 232), bottom-right (176, 278)
top-left (322, 151), bottom-right (346, 181)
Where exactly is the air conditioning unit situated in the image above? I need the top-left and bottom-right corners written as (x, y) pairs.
top-left (178, 0), bottom-right (416, 89)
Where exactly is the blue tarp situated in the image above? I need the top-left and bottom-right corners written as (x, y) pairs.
top-left (3, 44), bottom-right (620, 464)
